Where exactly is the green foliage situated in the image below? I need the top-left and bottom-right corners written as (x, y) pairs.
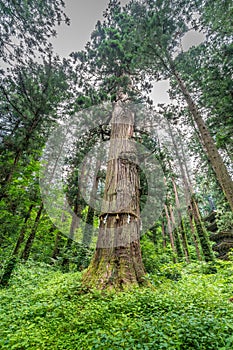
top-left (216, 204), bottom-right (233, 232)
top-left (0, 0), bottom-right (232, 325)
top-left (0, 0), bottom-right (69, 63)
top-left (174, 40), bottom-right (233, 157)
top-left (1, 261), bottom-right (233, 349)
top-left (195, 0), bottom-right (233, 38)
top-left (217, 211), bottom-right (233, 232)
top-left (53, 243), bottom-right (94, 272)
top-left (158, 263), bottom-right (183, 281)
top-left (141, 235), bottom-right (172, 273)
top-left (71, 0), bottom-right (152, 102)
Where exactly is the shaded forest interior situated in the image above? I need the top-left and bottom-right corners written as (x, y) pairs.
top-left (0, 0), bottom-right (233, 349)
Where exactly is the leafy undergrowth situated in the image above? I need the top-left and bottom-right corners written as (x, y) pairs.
top-left (0, 261), bottom-right (233, 349)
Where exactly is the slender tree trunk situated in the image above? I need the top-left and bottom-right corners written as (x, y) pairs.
top-left (167, 122), bottom-right (191, 201)
top-left (172, 68), bottom-right (233, 212)
top-left (167, 125), bottom-right (202, 260)
top-left (82, 158), bottom-right (101, 247)
top-left (21, 203), bottom-right (44, 261)
top-left (0, 152), bottom-right (22, 199)
top-left (169, 205), bottom-right (183, 261)
top-left (161, 219), bottom-right (167, 249)
top-left (12, 204), bottom-right (34, 255)
top-left (190, 198), bottom-right (214, 262)
top-left (0, 256), bottom-right (17, 287)
top-left (178, 133), bottom-right (193, 188)
top-left (82, 206), bottom-right (95, 247)
top-left (188, 212), bottom-right (202, 261)
top-left (0, 110), bottom-right (43, 199)
top-left (51, 231), bottom-right (63, 261)
top-left (166, 126), bottom-right (191, 261)
top-left (0, 204), bottom-right (34, 287)
top-left (179, 172), bottom-right (203, 261)
top-left (83, 96), bottom-right (147, 290)
top-left (61, 198), bottom-right (80, 269)
top-left (164, 204), bottom-right (177, 262)
top-left (171, 178), bottom-right (190, 262)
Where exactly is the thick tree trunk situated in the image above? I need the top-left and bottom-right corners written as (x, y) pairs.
top-left (82, 97), bottom-right (147, 290)
top-left (173, 69), bottom-right (233, 212)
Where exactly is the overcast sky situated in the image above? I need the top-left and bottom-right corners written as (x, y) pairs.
top-left (52, 0), bottom-right (204, 105)
top-left (52, 0), bottom-right (129, 56)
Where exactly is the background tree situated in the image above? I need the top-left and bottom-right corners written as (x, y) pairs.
top-left (0, 0), bottom-right (69, 64)
top-left (125, 0), bottom-right (233, 211)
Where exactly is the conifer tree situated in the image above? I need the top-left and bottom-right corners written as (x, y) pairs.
top-left (72, 0), bottom-right (152, 289)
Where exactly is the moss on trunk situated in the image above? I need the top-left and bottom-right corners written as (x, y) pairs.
top-left (83, 238), bottom-right (147, 290)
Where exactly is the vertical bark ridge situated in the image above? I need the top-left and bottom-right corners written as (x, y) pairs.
top-left (82, 98), bottom-right (147, 290)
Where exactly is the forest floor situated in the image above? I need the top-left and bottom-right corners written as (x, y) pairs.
top-left (1, 260), bottom-right (233, 349)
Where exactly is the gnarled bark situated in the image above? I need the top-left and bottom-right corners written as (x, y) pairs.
top-left (82, 96), bottom-right (147, 290)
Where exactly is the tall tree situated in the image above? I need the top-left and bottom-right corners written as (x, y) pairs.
top-left (0, 55), bottom-right (74, 199)
top-left (126, 0), bottom-right (233, 211)
top-left (0, 0), bottom-right (69, 64)
top-left (72, 0), bottom-right (151, 289)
